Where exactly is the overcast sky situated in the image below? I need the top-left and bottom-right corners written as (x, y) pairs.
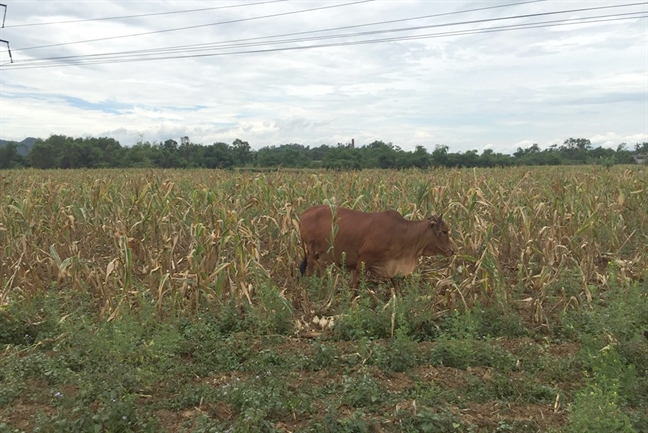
top-left (0, 0), bottom-right (646, 153)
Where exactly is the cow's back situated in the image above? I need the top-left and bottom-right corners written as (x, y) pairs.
top-left (300, 205), bottom-right (402, 267)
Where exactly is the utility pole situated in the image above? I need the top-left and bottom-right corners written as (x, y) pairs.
top-left (0, 3), bottom-right (12, 63)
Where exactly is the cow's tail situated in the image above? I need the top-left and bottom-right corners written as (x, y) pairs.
top-left (299, 255), bottom-right (307, 276)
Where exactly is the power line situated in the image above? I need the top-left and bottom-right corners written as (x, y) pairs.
top-left (3, 0), bottom-right (289, 28)
top-left (8, 0), bottom-right (549, 55)
top-left (119, 2), bottom-right (646, 57)
top-left (3, 13), bottom-right (644, 68)
top-left (67, 0), bottom-right (551, 59)
top-left (13, 0), bottom-right (376, 52)
top-left (2, 2), bottom-right (645, 68)
top-left (2, 10), bottom-right (644, 70)
top-left (10, 0), bottom-right (644, 57)
top-left (4, 2), bottom-right (644, 64)
top-left (7, 0), bottom-right (550, 61)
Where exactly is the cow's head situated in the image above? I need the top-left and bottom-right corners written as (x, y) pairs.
top-left (424, 213), bottom-right (455, 257)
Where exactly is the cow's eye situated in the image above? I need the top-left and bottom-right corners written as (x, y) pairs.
top-left (443, 230), bottom-right (448, 235)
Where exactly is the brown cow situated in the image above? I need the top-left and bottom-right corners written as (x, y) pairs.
top-left (298, 205), bottom-right (455, 289)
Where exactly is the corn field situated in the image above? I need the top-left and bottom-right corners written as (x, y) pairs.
top-left (1, 166), bottom-right (646, 327)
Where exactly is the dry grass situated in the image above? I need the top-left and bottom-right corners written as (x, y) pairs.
top-left (1, 166), bottom-right (646, 324)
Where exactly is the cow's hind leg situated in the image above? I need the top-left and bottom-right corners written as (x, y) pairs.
top-left (311, 252), bottom-right (327, 276)
top-left (301, 242), bottom-right (325, 277)
top-left (299, 241), bottom-right (310, 276)
top-left (299, 255), bottom-right (308, 276)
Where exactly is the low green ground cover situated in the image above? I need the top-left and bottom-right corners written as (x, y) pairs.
top-left (1, 271), bottom-right (646, 432)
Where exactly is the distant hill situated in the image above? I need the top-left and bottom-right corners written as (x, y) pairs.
top-left (0, 137), bottom-right (37, 156)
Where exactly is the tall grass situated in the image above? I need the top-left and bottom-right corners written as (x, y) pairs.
top-left (1, 166), bottom-right (646, 325)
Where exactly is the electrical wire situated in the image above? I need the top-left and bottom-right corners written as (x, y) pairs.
top-left (3, 0), bottom-right (551, 61)
top-left (7, 0), bottom-right (548, 52)
top-left (3, 0), bottom-right (290, 28)
top-left (2, 11), bottom-right (644, 70)
top-left (12, 0), bottom-right (376, 52)
top-left (32, 3), bottom-right (648, 60)
top-left (1, 2), bottom-right (645, 69)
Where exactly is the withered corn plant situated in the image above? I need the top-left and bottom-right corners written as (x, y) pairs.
top-left (0, 166), bottom-right (645, 326)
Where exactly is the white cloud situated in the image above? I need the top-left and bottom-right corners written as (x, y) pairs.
top-left (512, 139), bottom-right (535, 149)
top-left (591, 132), bottom-right (648, 148)
top-left (0, 1), bottom-right (646, 152)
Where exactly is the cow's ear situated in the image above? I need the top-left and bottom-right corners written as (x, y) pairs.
top-left (428, 215), bottom-right (438, 228)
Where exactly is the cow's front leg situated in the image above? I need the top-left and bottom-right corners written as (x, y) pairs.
top-left (351, 258), bottom-right (371, 292)
top-left (350, 268), bottom-right (360, 297)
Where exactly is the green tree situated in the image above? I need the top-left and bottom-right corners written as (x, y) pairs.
top-left (514, 143), bottom-right (540, 158)
top-left (431, 145), bottom-right (449, 167)
top-left (563, 137), bottom-right (592, 150)
top-left (0, 142), bottom-right (26, 168)
top-left (453, 149), bottom-right (479, 167)
top-left (178, 138), bottom-right (204, 168)
top-left (634, 142), bottom-right (648, 154)
top-left (323, 146), bottom-right (361, 169)
top-left (58, 137), bottom-right (94, 168)
top-left (90, 137), bottom-right (123, 167)
top-left (203, 142), bottom-right (235, 168)
top-left (232, 138), bottom-right (253, 166)
top-left (29, 139), bottom-right (57, 169)
top-left (256, 144), bottom-right (311, 167)
top-left (410, 145), bottom-right (430, 168)
top-left (124, 141), bottom-right (157, 167)
top-left (560, 137), bottom-right (591, 164)
top-left (480, 148), bottom-right (497, 167)
top-left (155, 139), bottom-right (182, 168)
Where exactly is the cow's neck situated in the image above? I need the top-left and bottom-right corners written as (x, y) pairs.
top-left (376, 219), bottom-right (431, 278)
top-left (400, 219), bottom-right (431, 257)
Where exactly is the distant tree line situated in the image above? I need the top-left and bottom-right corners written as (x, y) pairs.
top-left (1, 135), bottom-right (647, 170)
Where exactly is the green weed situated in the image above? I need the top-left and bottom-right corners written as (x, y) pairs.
top-left (340, 373), bottom-right (385, 408)
top-left (373, 327), bottom-right (418, 372)
top-left (565, 383), bottom-right (635, 433)
top-left (308, 340), bottom-right (340, 371)
top-left (333, 294), bottom-right (392, 340)
top-left (307, 408), bottom-right (372, 433)
top-left (395, 407), bottom-right (464, 433)
top-left (564, 348), bottom-right (640, 433)
top-left (425, 339), bottom-right (516, 371)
